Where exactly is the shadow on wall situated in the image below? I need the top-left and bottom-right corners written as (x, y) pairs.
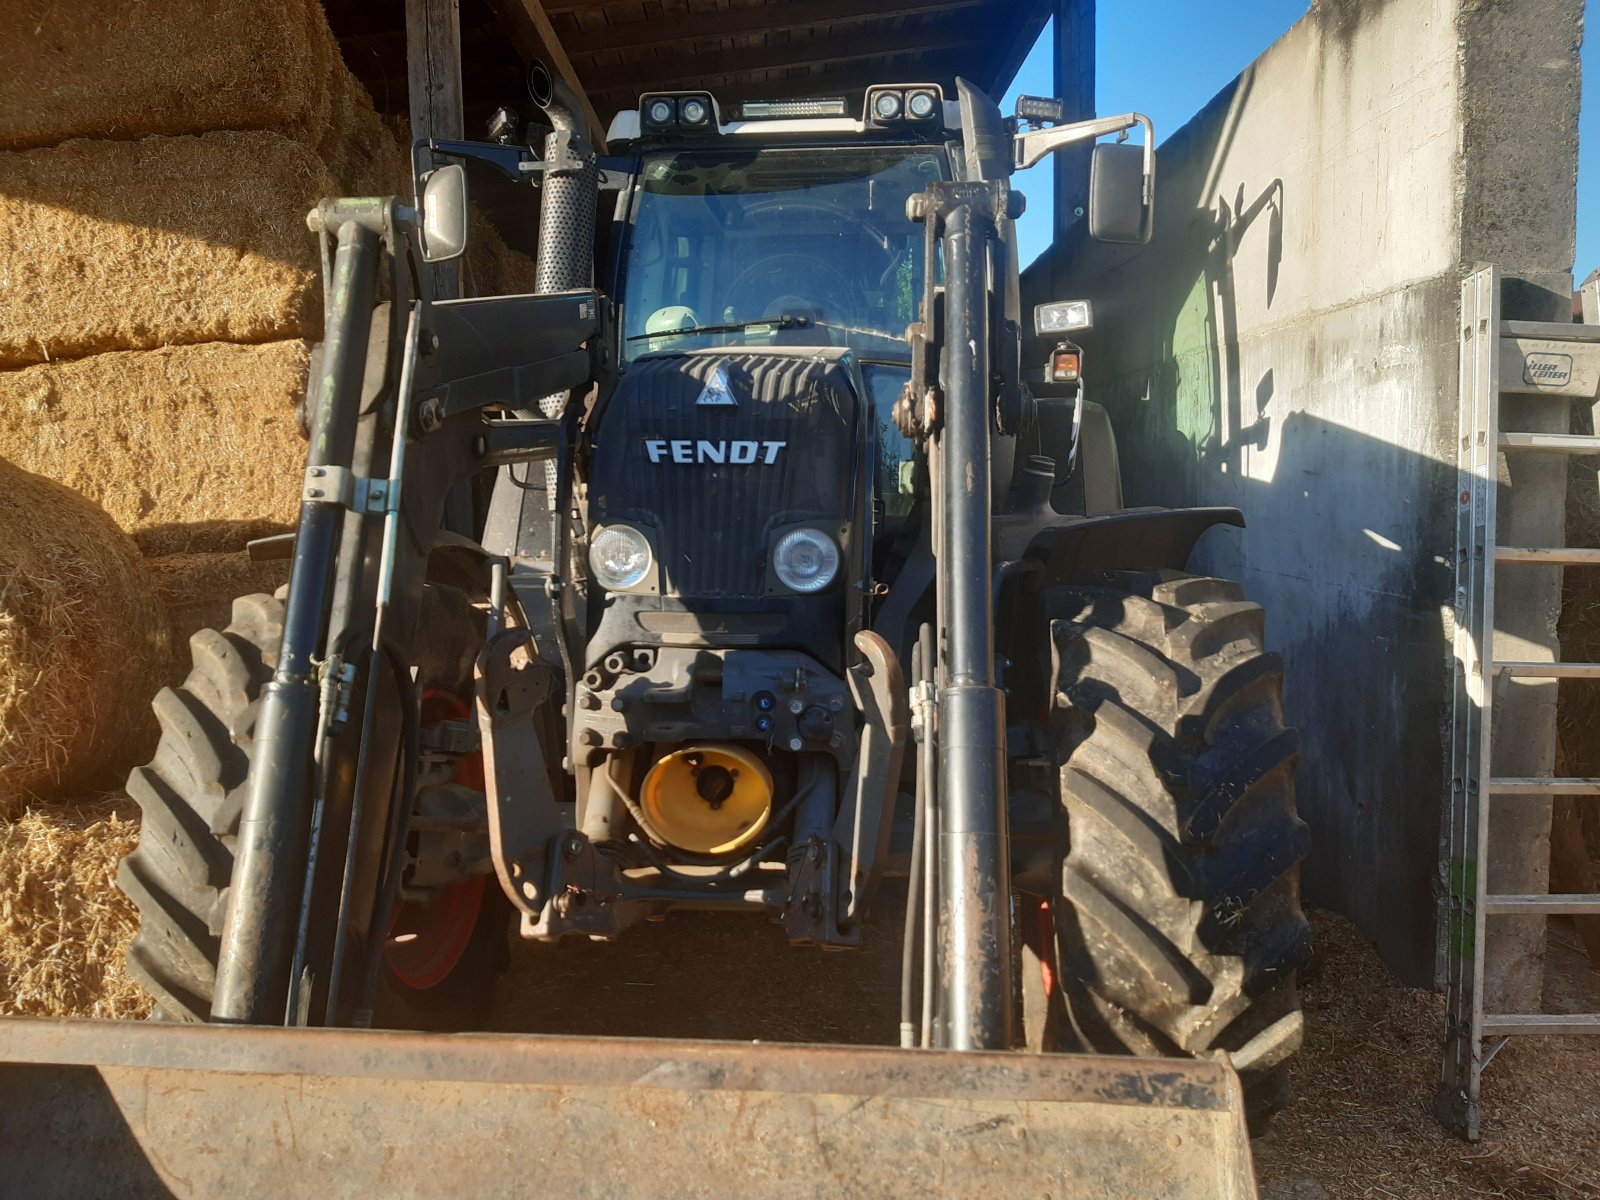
top-left (1023, 49), bottom-right (1474, 982)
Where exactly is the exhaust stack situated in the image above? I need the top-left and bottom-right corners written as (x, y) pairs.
top-left (529, 62), bottom-right (598, 300)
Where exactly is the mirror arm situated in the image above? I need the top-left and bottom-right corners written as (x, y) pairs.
top-left (1013, 112), bottom-right (1154, 172)
top-left (412, 138), bottom-right (537, 185)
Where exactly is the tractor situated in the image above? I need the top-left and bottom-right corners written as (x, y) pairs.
top-left (115, 65), bottom-right (1309, 1146)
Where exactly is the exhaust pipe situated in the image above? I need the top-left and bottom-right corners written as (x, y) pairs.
top-left (528, 61), bottom-right (598, 300)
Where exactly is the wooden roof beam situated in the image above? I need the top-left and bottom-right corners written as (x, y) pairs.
top-left (563, 0), bottom-right (986, 59)
top-left (480, 0), bottom-right (608, 147)
top-left (584, 20), bottom-right (983, 96)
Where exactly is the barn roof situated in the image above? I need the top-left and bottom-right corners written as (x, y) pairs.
top-left (326, 0), bottom-right (1054, 143)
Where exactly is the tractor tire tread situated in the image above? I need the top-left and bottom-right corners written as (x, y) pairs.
top-left (1046, 570), bottom-right (1310, 1132)
top-left (119, 595), bottom-right (282, 1023)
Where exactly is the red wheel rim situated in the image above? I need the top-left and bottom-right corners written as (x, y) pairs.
top-left (384, 689), bottom-right (486, 991)
top-left (385, 874), bottom-right (487, 990)
top-left (1035, 896), bottom-right (1057, 994)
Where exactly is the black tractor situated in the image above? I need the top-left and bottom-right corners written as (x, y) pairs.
top-left (118, 70), bottom-right (1309, 1127)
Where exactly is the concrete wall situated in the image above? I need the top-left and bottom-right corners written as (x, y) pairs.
top-left (1023, 0), bottom-right (1582, 985)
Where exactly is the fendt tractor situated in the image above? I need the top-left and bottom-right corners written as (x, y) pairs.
top-left (98, 66), bottom-right (1308, 1192)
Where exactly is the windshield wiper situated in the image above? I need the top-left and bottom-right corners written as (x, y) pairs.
top-left (808, 319), bottom-right (906, 343)
top-left (626, 315), bottom-right (810, 342)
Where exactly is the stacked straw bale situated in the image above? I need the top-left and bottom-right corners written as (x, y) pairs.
top-left (0, 341), bottom-right (312, 552)
top-left (0, 459), bottom-right (167, 810)
top-left (0, 134), bottom-right (335, 367)
top-left (0, 0), bottom-right (539, 1019)
top-left (0, 0), bottom-right (341, 152)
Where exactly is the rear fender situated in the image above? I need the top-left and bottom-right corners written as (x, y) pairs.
top-left (994, 505), bottom-right (1244, 724)
top-left (1015, 505), bottom-right (1243, 582)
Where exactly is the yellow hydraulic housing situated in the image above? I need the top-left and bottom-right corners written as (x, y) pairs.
top-left (640, 744), bottom-right (772, 855)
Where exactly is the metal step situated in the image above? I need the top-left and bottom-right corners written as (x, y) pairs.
top-left (1486, 777), bottom-right (1600, 795)
top-left (1493, 661), bottom-right (1600, 678)
top-left (1498, 432), bottom-right (1600, 454)
top-left (1502, 319), bottom-right (1600, 342)
top-left (1482, 1013), bottom-right (1600, 1036)
top-left (1495, 546), bottom-right (1600, 565)
top-left (1482, 894), bottom-right (1600, 915)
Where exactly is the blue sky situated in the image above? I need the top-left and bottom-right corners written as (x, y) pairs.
top-left (1004, 1), bottom-right (1598, 279)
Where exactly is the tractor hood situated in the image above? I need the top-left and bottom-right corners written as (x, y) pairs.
top-left (588, 347), bottom-right (861, 599)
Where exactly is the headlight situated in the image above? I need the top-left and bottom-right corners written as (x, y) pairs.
top-left (590, 525), bottom-right (653, 590)
top-left (906, 89), bottom-right (939, 120)
top-left (679, 97), bottom-right (710, 126)
top-left (644, 98), bottom-right (676, 127)
top-left (872, 90), bottom-right (904, 121)
top-left (773, 528), bottom-right (840, 593)
top-left (1034, 299), bottom-right (1093, 334)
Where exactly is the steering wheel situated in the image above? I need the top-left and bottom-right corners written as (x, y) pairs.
top-left (726, 254), bottom-right (863, 330)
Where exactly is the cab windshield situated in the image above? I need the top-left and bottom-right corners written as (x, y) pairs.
top-left (621, 145), bottom-right (946, 362)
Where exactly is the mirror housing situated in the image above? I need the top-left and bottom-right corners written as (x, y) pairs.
top-left (1089, 142), bottom-right (1153, 244)
top-left (419, 163), bottom-right (469, 263)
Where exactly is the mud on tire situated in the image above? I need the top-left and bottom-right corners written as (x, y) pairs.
top-left (117, 592), bottom-right (505, 1026)
top-left (1044, 570), bottom-right (1311, 1128)
top-left (118, 593), bottom-right (284, 1021)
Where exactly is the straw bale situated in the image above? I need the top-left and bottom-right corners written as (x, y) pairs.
top-left (323, 83), bottom-right (413, 200)
top-left (0, 0), bottom-right (336, 151)
top-left (467, 212), bottom-right (541, 298)
top-left (0, 341), bottom-right (309, 554)
top-left (0, 461), bottom-right (168, 810)
top-left (145, 551), bottom-right (290, 680)
top-left (0, 132), bottom-right (336, 367)
top-left (0, 797), bottom-right (148, 1019)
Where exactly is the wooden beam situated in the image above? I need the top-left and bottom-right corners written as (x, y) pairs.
top-left (482, 0), bottom-right (608, 147)
top-left (987, 0), bottom-right (1053, 95)
top-left (406, 0), bottom-right (464, 296)
top-left (563, 0), bottom-right (986, 58)
top-left (584, 19), bottom-right (984, 96)
top-left (1050, 0), bottom-right (1093, 252)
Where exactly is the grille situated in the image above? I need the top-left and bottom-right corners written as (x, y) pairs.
top-left (590, 352), bottom-right (857, 597)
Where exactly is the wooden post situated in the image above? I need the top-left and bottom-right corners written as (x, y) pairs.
top-left (1051, 0), bottom-right (1094, 282)
top-left (406, 0), bottom-right (464, 297)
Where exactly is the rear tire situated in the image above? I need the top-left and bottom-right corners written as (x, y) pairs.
top-left (1041, 570), bottom-right (1311, 1130)
top-left (117, 592), bottom-right (507, 1026)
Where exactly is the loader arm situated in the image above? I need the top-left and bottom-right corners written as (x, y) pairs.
top-left (214, 196), bottom-right (601, 1027)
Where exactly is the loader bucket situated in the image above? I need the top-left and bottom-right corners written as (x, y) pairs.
top-left (0, 1016), bottom-right (1257, 1198)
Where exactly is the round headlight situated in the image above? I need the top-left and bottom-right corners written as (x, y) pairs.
top-left (679, 97), bottom-right (710, 126)
top-left (773, 528), bottom-right (840, 593)
top-left (906, 90), bottom-right (938, 120)
top-left (645, 98), bottom-right (676, 126)
top-left (872, 91), bottom-right (904, 121)
top-left (590, 525), bottom-right (652, 591)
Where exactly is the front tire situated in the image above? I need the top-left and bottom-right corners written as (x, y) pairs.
top-left (117, 592), bottom-right (506, 1026)
top-left (1040, 570), bottom-right (1311, 1129)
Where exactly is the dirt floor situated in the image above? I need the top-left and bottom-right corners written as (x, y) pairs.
top-left (485, 894), bottom-right (1600, 1199)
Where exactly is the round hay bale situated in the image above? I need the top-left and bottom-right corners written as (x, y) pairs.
top-left (0, 459), bottom-right (168, 812)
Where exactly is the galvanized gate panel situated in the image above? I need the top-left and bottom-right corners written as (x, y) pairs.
top-left (0, 1017), bottom-right (1256, 1199)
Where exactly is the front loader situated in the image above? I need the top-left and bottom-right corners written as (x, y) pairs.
top-left (0, 72), bottom-right (1307, 1198)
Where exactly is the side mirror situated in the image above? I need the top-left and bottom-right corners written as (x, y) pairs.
top-left (419, 163), bottom-right (469, 263)
top-left (1088, 142), bottom-right (1153, 244)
